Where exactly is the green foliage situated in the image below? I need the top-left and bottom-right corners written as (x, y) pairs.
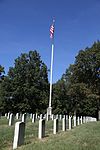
top-left (67, 83), bottom-right (98, 116)
top-left (52, 80), bottom-right (68, 114)
top-left (69, 41), bottom-right (100, 116)
top-left (0, 65), bottom-right (5, 83)
top-left (72, 41), bottom-right (100, 93)
top-left (0, 65), bottom-right (5, 112)
top-left (0, 65), bottom-right (4, 75)
top-left (0, 50), bottom-right (49, 113)
top-left (53, 41), bottom-right (100, 116)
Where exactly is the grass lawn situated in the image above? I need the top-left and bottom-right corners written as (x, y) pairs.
top-left (0, 116), bottom-right (100, 150)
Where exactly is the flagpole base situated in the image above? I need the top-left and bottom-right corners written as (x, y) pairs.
top-left (47, 107), bottom-right (52, 116)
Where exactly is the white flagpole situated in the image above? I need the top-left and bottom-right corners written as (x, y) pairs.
top-left (49, 43), bottom-right (54, 108)
top-left (47, 19), bottom-right (55, 116)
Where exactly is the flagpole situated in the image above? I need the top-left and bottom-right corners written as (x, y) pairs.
top-left (49, 43), bottom-right (54, 108)
top-left (47, 19), bottom-right (55, 117)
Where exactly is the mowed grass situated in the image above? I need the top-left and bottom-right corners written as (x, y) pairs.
top-left (0, 117), bottom-right (100, 150)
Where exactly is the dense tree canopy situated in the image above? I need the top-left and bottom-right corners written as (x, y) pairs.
top-left (52, 79), bottom-right (68, 114)
top-left (0, 51), bottom-right (49, 113)
top-left (72, 42), bottom-right (100, 94)
top-left (53, 41), bottom-right (100, 117)
top-left (69, 41), bottom-right (100, 116)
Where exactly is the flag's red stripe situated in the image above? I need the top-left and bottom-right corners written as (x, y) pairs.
top-left (50, 24), bottom-right (54, 39)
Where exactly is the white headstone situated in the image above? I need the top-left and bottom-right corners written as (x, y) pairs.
top-left (56, 114), bottom-right (59, 119)
top-left (40, 114), bottom-right (43, 120)
top-left (69, 116), bottom-right (72, 130)
top-left (59, 114), bottom-right (62, 120)
top-left (85, 117), bottom-right (88, 123)
top-left (16, 113), bottom-right (19, 120)
top-left (9, 113), bottom-right (14, 126)
top-left (36, 113), bottom-right (38, 119)
top-left (66, 115), bottom-right (68, 120)
top-left (38, 119), bottom-right (45, 139)
top-left (32, 114), bottom-right (35, 123)
top-left (91, 117), bottom-right (97, 122)
top-left (44, 114), bottom-right (46, 119)
top-left (46, 114), bottom-right (50, 121)
top-left (51, 114), bottom-right (54, 120)
top-left (83, 116), bottom-right (86, 123)
top-left (62, 115), bottom-right (66, 131)
top-left (80, 116), bottom-right (83, 124)
top-left (77, 117), bottom-right (80, 125)
top-left (13, 122), bottom-right (25, 149)
top-left (5, 113), bottom-right (7, 117)
top-left (7, 112), bottom-right (10, 119)
top-left (22, 113), bottom-right (27, 123)
top-left (73, 115), bottom-right (76, 127)
top-left (53, 118), bottom-right (58, 134)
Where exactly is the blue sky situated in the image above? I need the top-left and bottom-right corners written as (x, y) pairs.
top-left (0, 0), bottom-right (100, 82)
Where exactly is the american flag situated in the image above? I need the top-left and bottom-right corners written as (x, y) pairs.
top-left (50, 21), bottom-right (55, 39)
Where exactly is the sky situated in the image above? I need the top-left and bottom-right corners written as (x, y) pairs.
top-left (0, 0), bottom-right (100, 83)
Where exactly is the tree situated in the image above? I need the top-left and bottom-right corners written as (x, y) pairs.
top-left (0, 51), bottom-right (49, 113)
top-left (52, 65), bottom-right (75, 114)
top-left (62, 41), bottom-right (100, 117)
top-left (52, 79), bottom-right (68, 114)
top-left (0, 65), bottom-right (5, 112)
top-left (67, 83), bottom-right (98, 116)
top-left (72, 41), bottom-right (100, 94)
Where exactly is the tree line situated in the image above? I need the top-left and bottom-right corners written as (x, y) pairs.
top-left (0, 41), bottom-right (100, 117)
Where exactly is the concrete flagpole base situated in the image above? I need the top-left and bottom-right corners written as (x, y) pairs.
top-left (47, 107), bottom-right (52, 120)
